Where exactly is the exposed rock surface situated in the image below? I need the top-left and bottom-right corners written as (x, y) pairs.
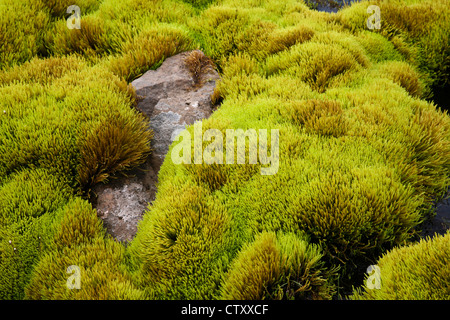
top-left (420, 191), bottom-right (450, 239)
top-left (91, 51), bottom-right (220, 242)
top-left (310, 0), bottom-right (360, 13)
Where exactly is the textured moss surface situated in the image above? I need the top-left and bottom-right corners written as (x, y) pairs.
top-left (352, 231), bottom-right (450, 300)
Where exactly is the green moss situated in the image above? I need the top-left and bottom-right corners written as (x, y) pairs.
top-left (47, 197), bottom-right (105, 250)
top-left (0, 0), bottom-right (50, 69)
top-left (181, 0), bottom-right (217, 9)
top-left (128, 0), bottom-right (450, 291)
top-left (0, 169), bottom-right (73, 299)
top-left (46, 13), bottom-right (128, 59)
top-left (379, 0), bottom-right (450, 86)
top-left (76, 99), bottom-right (152, 190)
top-left (337, 0), bottom-right (450, 87)
top-left (25, 237), bottom-right (146, 299)
top-left (105, 24), bottom-right (194, 82)
top-left (265, 41), bottom-right (362, 92)
top-left (231, 135), bottom-right (423, 262)
top-left (0, 55), bottom-right (87, 86)
top-left (0, 169), bottom-right (138, 299)
top-left (38, 0), bottom-right (102, 18)
top-left (221, 231), bottom-right (337, 300)
top-left (352, 231), bottom-right (450, 300)
top-left (128, 180), bottom-right (236, 299)
top-left (279, 99), bottom-right (349, 137)
top-left (0, 59), bottom-right (151, 190)
top-left (354, 30), bottom-right (404, 63)
top-left (98, 0), bottom-right (194, 26)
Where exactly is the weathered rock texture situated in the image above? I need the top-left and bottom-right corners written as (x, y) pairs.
top-left (91, 51), bottom-right (220, 242)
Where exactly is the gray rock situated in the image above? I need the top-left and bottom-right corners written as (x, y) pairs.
top-left (420, 190), bottom-right (450, 239)
top-left (91, 51), bottom-right (220, 242)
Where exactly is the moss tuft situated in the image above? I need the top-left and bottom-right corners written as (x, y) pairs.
top-left (25, 237), bottom-right (146, 299)
top-left (221, 232), bottom-right (337, 300)
top-left (106, 25), bottom-right (194, 82)
top-left (352, 231), bottom-right (450, 300)
top-left (77, 108), bottom-right (152, 191)
top-left (184, 50), bottom-right (216, 86)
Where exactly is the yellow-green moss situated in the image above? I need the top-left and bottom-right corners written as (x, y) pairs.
top-left (128, 180), bottom-right (236, 299)
top-left (25, 237), bottom-right (146, 299)
top-left (105, 24), bottom-right (194, 82)
top-left (337, 0), bottom-right (450, 87)
top-left (0, 169), bottom-right (73, 299)
top-left (38, 0), bottom-right (101, 18)
top-left (265, 41), bottom-right (362, 92)
top-left (221, 232), bottom-right (337, 300)
top-left (0, 55), bottom-right (87, 86)
top-left (0, 59), bottom-right (151, 190)
top-left (352, 231), bottom-right (450, 300)
top-left (0, 0), bottom-right (50, 69)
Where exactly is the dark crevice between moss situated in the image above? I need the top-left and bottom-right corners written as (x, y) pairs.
top-left (419, 81), bottom-right (450, 237)
top-left (430, 82), bottom-right (450, 113)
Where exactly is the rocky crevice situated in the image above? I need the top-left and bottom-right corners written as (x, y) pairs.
top-left (90, 51), bottom-right (220, 242)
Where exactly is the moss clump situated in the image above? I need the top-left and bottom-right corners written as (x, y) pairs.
top-left (77, 106), bottom-right (152, 191)
top-left (337, 0), bottom-right (449, 88)
top-left (0, 55), bottom-right (87, 86)
top-left (184, 50), bottom-right (216, 86)
top-left (0, 57), bottom-right (151, 191)
top-left (281, 99), bottom-right (349, 137)
top-left (352, 231), bottom-right (450, 300)
top-left (47, 14), bottom-right (126, 59)
top-left (265, 42), bottom-right (362, 93)
top-left (0, 0), bottom-right (50, 69)
top-left (221, 232), bottom-right (337, 300)
top-left (105, 24), bottom-right (194, 82)
top-left (127, 181), bottom-right (235, 299)
top-left (0, 28), bottom-right (153, 299)
top-left (378, 60), bottom-right (425, 98)
top-left (181, 0), bottom-right (216, 9)
top-left (189, 6), bottom-right (315, 64)
top-left (38, 0), bottom-right (101, 18)
top-left (127, 0), bottom-right (449, 298)
top-left (25, 237), bottom-right (146, 299)
top-left (0, 169), bottom-right (73, 299)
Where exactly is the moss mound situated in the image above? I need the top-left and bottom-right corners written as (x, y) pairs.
top-left (352, 231), bottom-right (450, 300)
top-left (221, 232), bottom-right (338, 300)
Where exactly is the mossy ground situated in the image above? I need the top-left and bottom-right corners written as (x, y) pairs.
top-left (0, 0), bottom-right (449, 300)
